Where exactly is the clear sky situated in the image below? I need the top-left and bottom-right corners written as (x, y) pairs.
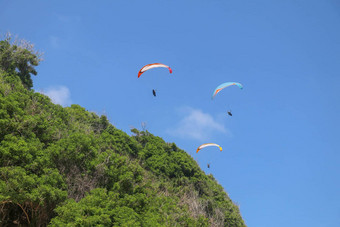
top-left (1, 0), bottom-right (339, 226)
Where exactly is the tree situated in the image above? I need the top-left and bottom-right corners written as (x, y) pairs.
top-left (0, 33), bottom-right (42, 89)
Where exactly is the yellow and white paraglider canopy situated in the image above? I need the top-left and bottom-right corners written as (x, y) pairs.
top-left (196, 143), bottom-right (222, 153)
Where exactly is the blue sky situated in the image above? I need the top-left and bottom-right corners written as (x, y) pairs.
top-left (1, 0), bottom-right (339, 226)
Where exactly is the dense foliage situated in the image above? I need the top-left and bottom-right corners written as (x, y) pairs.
top-left (0, 35), bottom-right (42, 89)
top-left (0, 38), bottom-right (245, 226)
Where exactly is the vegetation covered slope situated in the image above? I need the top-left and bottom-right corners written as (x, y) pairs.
top-left (0, 37), bottom-right (245, 226)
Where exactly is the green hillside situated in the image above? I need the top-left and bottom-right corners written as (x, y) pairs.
top-left (0, 37), bottom-right (245, 226)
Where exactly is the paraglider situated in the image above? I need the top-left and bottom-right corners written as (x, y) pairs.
top-left (138, 63), bottom-right (172, 78)
top-left (196, 143), bottom-right (222, 153)
top-left (138, 63), bottom-right (172, 97)
top-left (197, 143), bottom-right (222, 169)
top-left (212, 82), bottom-right (243, 99)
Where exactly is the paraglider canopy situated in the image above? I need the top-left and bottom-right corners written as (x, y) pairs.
top-left (196, 143), bottom-right (222, 153)
top-left (212, 82), bottom-right (243, 99)
top-left (138, 63), bottom-right (172, 78)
